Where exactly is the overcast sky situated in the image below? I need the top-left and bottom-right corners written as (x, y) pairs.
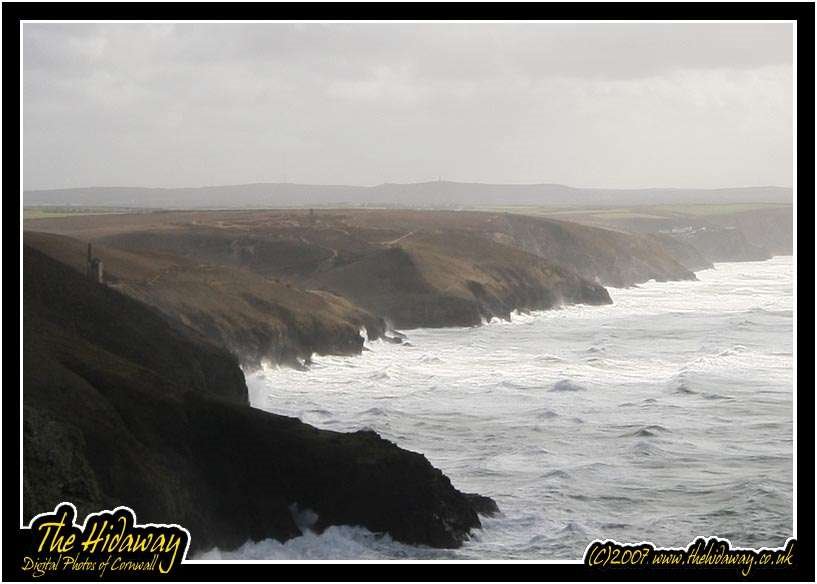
top-left (23, 22), bottom-right (793, 190)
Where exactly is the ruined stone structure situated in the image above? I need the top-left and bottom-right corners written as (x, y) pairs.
top-left (86, 243), bottom-right (104, 283)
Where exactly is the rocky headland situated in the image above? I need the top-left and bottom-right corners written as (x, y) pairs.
top-left (23, 244), bottom-right (495, 553)
top-left (532, 203), bottom-right (792, 270)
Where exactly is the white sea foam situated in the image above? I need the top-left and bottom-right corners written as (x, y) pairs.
top-left (234, 257), bottom-right (793, 560)
top-left (195, 525), bottom-right (428, 560)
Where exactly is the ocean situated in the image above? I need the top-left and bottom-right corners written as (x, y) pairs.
top-left (197, 256), bottom-right (794, 560)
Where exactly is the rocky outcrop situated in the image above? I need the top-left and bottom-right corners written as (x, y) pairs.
top-left (23, 245), bottom-right (495, 552)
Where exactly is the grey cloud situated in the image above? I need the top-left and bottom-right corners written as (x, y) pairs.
top-left (23, 22), bottom-right (793, 190)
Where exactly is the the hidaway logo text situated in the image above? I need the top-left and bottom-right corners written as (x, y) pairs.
top-left (20, 502), bottom-right (190, 578)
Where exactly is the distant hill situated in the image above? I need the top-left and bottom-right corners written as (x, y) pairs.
top-left (23, 181), bottom-right (793, 209)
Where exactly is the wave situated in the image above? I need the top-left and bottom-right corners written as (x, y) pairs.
top-left (673, 384), bottom-right (697, 395)
top-left (307, 408), bottom-right (335, 417)
top-left (550, 379), bottom-right (586, 392)
top-left (240, 257), bottom-right (792, 559)
top-left (359, 406), bottom-right (388, 417)
top-left (716, 345), bottom-right (748, 357)
top-left (627, 428), bottom-right (657, 438)
top-left (750, 307), bottom-right (793, 317)
top-left (619, 424), bottom-right (671, 438)
top-left (535, 408), bottom-right (560, 419)
top-left (562, 521), bottom-right (589, 536)
top-left (535, 354), bottom-right (567, 364)
top-left (192, 504), bottom-right (439, 560)
top-left (541, 469), bottom-right (572, 480)
top-left (701, 392), bottom-right (733, 401)
top-left (500, 379), bottom-right (542, 391)
top-left (628, 440), bottom-right (670, 458)
top-left (194, 524), bottom-right (436, 560)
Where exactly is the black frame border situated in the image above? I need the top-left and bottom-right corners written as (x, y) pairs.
top-left (5, 3), bottom-right (814, 581)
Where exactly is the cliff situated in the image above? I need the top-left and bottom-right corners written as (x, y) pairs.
top-left (24, 231), bottom-right (386, 369)
top-left (534, 204), bottom-right (792, 267)
top-left (478, 213), bottom-right (696, 287)
top-left (23, 244), bottom-right (496, 552)
top-left (649, 234), bottom-right (714, 272)
top-left (666, 226), bottom-right (769, 264)
top-left (304, 231), bottom-right (611, 329)
top-left (701, 206), bottom-right (793, 257)
top-left (25, 208), bottom-right (692, 340)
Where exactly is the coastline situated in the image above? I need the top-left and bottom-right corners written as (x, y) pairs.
top-left (21, 206), bottom-right (793, 558)
top-left (22, 244), bottom-right (500, 554)
top-left (243, 254), bottom-right (794, 375)
top-left (237, 256), bottom-right (794, 560)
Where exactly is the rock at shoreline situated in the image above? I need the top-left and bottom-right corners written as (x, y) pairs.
top-left (464, 493), bottom-right (501, 517)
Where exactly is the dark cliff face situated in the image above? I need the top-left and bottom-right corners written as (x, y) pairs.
top-left (183, 400), bottom-right (484, 550)
top-left (23, 245), bottom-right (495, 552)
top-left (24, 243), bottom-right (248, 405)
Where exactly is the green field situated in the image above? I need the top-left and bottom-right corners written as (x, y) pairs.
top-left (644, 203), bottom-right (790, 216)
top-left (477, 202), bottom-right (790, 220)
top-left (23, 206), bottom-right (142, 220)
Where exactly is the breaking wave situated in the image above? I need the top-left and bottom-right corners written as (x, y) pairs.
top-left (241, 257), bottom-right (793, 559)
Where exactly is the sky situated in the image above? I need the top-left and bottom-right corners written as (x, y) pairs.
top-left (23, 22), bottom-right (794, 190)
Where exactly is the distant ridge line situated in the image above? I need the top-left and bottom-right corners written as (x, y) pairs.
top-left (23, 181), bottom-right (793, 208)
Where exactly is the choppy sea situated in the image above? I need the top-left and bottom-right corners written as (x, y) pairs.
top-left (198, 257), bottom-right (794, 560)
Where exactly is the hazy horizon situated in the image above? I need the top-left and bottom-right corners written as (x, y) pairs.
top-left (24, 22), bottom-right (793, 191)
top-left (25, 178), bottom-right (794, 193)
